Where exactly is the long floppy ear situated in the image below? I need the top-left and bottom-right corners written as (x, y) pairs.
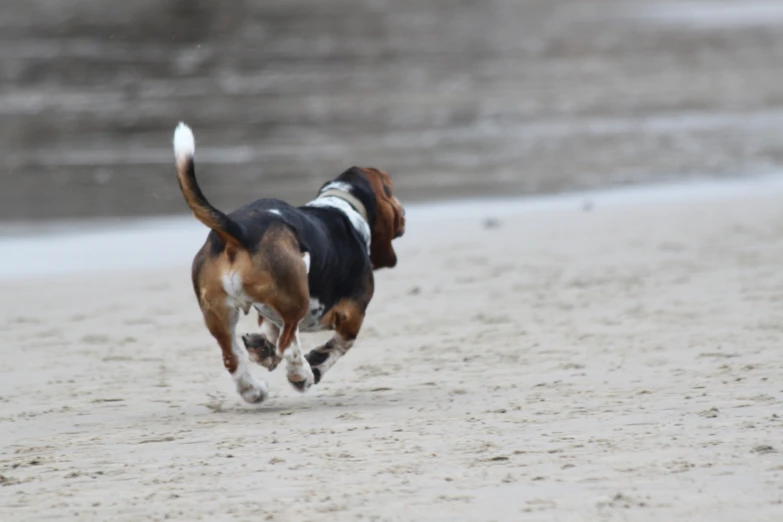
top-left (363, 167), bottom-right (404, 269)
top-left (369, 194), bottom-right (400, 269)
top-left (334, 166), bottom-right (404, 269)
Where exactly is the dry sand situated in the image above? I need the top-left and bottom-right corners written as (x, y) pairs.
top-left (1, 177), bottom-right (783, 521)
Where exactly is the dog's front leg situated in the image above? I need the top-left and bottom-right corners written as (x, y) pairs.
top-left (277, 322), bottom-right (315, 392)
top-left (242, 315), bottom-right (282, 371)
top-left (305, 332), bottom-right (355, 385)
top-left (306, 299), bottom-right (365, 385)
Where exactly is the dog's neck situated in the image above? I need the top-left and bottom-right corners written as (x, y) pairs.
top-left (317, 188), bottom-right (369, 223)
top-left (305, 183), bottom-right (371, 254)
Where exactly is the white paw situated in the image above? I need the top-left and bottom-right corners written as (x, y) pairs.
top-left (236, 376), bottom-right (269, 404)
top-left (287, 364), bottom-right (315, 392)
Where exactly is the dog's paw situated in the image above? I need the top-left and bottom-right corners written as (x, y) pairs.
top-left (286, 365), bottom-right (315, 393)
top-left (311, 367), bottom-right (322, 384)
top-left (242, 332), bottom-right (272, 351)
top-left (287, 378), bottom-right (313, 392)
top-left (242, 333), bottom-right (281, 372)
top-left (236, 376), bottom-right (269, 404)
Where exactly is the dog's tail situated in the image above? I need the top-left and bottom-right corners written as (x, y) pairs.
top-left (173, 122), bottom-right (247, 248)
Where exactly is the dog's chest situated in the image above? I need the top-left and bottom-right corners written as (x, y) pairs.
top-left (253, 298), bottom-right (327, 333)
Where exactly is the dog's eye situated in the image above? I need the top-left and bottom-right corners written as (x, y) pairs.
top-left (382, 184), bottom-right (392, 198)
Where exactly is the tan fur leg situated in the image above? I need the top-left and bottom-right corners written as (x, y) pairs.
top-left (203, 304), bottom-right (268, 404)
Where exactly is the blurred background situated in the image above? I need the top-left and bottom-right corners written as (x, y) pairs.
top-left (3, 0), bottom-right (783, 223)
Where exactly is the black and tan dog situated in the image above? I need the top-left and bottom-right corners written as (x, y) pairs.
top-left (173, 123), bottom-right (405, 404)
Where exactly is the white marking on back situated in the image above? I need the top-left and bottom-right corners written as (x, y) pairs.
top-left (305, 196), bottom-right (371, 253)
top-left (319, 181), bottom-right (354, 194)
top-left (302, 252), bottom-right (311, 274)
top-left (173, 122), bottom-right (195, 160)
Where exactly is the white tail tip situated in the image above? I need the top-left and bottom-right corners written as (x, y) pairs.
top-left (173, 122), bottom-right (195, 159)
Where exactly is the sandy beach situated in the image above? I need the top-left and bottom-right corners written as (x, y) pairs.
top-left (1, 176), bottom-right (783, 521)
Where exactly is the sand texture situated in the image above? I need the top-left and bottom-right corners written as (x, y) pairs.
top-left (1, 178), bottom-right (783, 520)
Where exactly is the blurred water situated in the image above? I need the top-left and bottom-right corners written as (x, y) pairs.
top-left (629, 2), bottom-right (783, 28)
top-left (4, 0), bottom-right (783, 222)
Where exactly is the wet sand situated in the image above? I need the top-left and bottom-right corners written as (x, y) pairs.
top-left (1, 176), bottom-right (782, 520)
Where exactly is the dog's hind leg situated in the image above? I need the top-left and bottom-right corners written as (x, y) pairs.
top-left (203, 304), bottom-right (268, 404)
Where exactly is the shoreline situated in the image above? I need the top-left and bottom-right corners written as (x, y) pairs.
top-left (2, 172), bottom-right (783, 280)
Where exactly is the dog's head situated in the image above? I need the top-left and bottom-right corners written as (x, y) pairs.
top-left (324, 166), bottom-right (406, 269)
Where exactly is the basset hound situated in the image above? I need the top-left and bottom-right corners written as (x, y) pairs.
top-left (173, 123), bottom-right (406, 404)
